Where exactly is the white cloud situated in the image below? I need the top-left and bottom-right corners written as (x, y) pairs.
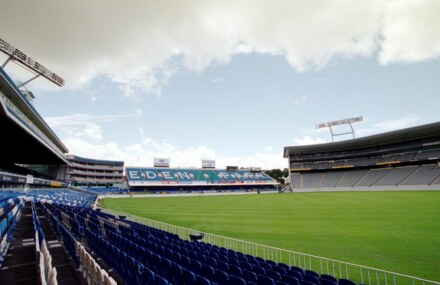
top-left (292, 95), bottom-right (308, 105)
top-left (260, 146), bottom-right (273, 152)
top-left (357, 115), bottom-right (422, 137)
top-left (58, 122), bottom-right (286, 169)
top-left (65, 135), bottom-right (286, 169)
top-left (379, 0), bottom-right (440, 64)
top-left (1, 1), bottom-right (439, 94)
top-left (45, 110), bottom-right (142, 142)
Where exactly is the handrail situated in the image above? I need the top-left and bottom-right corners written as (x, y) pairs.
top-left (99, 206), bottom-right (440, 285)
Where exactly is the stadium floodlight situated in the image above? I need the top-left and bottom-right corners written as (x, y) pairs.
top-left (316, 116), bottom-right (363, 142)
top-left (0, 38), bottom-right (65, 87)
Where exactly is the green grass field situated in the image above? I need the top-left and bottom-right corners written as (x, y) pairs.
top-left (101, 191), bottom-right (440, 282)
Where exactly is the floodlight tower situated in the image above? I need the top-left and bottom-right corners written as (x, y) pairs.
top-left (0, 38), bottom-right (65, 87)
top-left (316, 116), bottom-right (363, 142)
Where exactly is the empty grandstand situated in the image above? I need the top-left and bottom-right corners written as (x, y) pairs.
top-left (284, 122), bottom-right (440, 191)
top-left (126, 167), bottom-right (278, 193)
top-left (65, 154), bottom-right (125, 189)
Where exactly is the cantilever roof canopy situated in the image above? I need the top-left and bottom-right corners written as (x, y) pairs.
top-left (0, 67), bottom-right (69, 166)
top-left (284, 121), bottom-right (440, 158)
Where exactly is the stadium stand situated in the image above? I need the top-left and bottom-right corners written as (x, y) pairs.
top-left (34, 198), bottom-right (359, 285)
top-left (284, 122), bottom-right (440, 191)
top-left (1, 183), bottom-right (365, 285)
top-left (126, 167), bottom-right (278, 193)
top-left (320, 172), bottom-right (345, 188)
top-left (65, 155), bottom-right (124, 188)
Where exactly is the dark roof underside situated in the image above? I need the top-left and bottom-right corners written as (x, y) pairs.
top-left (0, 110), bottom-right (67, 166)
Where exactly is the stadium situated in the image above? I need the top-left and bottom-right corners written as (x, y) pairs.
top-left (0, 35), bottom-right (439, 285)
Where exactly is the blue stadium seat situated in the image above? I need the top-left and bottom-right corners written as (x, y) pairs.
top-left (229, 258), bottom-right (241, 267)
top-left (197, 253), bottom-right (207, 264)
top-left (206, 256), bottom-right (217, 267)
top-left (202, 263), bottom-right (216, 280)
top-left (152, 253), bottom-right (162, 273)
top-left (321, 280), bottom-right (338, 285)
top-left (218, 254), bottom-right (229, 262)
top-left (243, 268), bottom-right (258, 284)
top-left (127, 257), bottom-right (137, 284)
top-left (339, 279), bottom-right (356, 285)
top-left (156, 275), bottom-right (170, 285)
top-left (286, 269), bottom-right (303, 280)
top-left (119, 252), bottom-right (129, 281)
top-left (230, 275), bottom-right (247, 285)
top-left (291, 266), bottom-right (305, 275)
top-left (192, 259), bottom-right (203, 275)
top-left (305, 270), bottom-right (320, 279)
top-left (181, 255), bottom-right (191, 269)
top-left (277, 281), bottom-right (290, 285)
top-left (161, 258), bottom-right (172, 278)
top-left (197, 275), bottom-right (212, 285)
top-left (301, 281), bottom-right (318, 285)
top-left (266, 269), bottom-right (282, 281)
top-left (278, 263), bottom-right (290, 271)
top-left (254, 266), bottom-right (266, 276)
top-left (303, 274), bottom-right (320, 285)
top-left (273, 266), bottom-right (287, 276)
top-left (144, 249), bottom-right (154, 268)
top-left (258, 274), bottom-right (276, 285)
top-left (182, 267), bottom-right (197, 285)
top-left (321, 275), bottom-right (337, 283)
top-left (218, 260), bottom-right (230, 272)
top-left (172, 251), bottom-right (182, 263)
top-left (282, 275), bottom-right (300, 285)
top-left (143, 267), bottom-right (156, 285)
top-left (215, 269), bottom-right (230, 285)
top-left (260, 262), bottom-right (274, 271)
top-left (135, 263), bottom-right (145, 285)
top-left (171, 262), bottom-right (183, 284)
top-left (189, 250), bottom-right (198, 260)
top-left (240, 261), bottom-right (253, 271)
top-left (229, 265), bottom-right (243, 277)
top-left (164, 248), bottom-right (173, 259)
top-left (237, 254), bottom-right (247, 262)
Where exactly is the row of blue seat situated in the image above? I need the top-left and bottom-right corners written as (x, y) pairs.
top-left (0, 198), bottom-right (23, 263)
top-left (46, 202), bottom-right (358, 285)
top-left (27, 189), bottom-right (97, 207)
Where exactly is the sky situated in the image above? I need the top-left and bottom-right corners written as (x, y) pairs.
top-left (1, 0), bottom-right (439, 169)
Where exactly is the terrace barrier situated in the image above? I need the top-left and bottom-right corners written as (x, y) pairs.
top-left (99, 207), bottom-right (440, 285)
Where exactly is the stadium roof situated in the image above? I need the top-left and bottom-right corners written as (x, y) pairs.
top-left (284, 121), bottom-right (440, 158)
top-left (0, 67), bottom-right (69, 165)
top-left (67, 154), bottom-right (124, 166)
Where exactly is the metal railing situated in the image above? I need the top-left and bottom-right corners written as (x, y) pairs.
top-left (99, 207), bottom-right (439, 285)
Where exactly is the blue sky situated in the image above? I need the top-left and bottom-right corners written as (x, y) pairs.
top-left (1, 1), bottom-right (439, 169)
